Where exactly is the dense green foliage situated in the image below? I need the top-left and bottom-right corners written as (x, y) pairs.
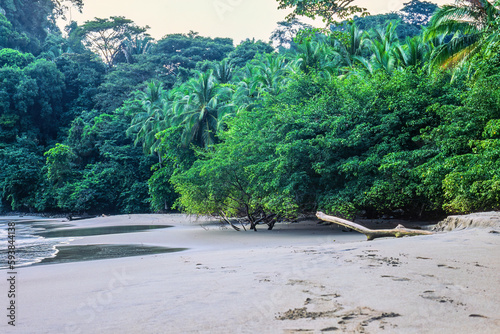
top-left (1, 0), bottom-right (499, 223)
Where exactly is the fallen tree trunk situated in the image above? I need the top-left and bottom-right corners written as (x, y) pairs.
top-left (316, 212), bottom-right (434, 241)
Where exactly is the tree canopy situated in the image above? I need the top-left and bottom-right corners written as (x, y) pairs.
top-left (1, 0), bottom-right (500, 222)
top-left (79, 16), bottom-right (150, 68)
top-left (277, 0), bottom-right (368, 23)
top-left (399, 0), bottom-right (438, 25)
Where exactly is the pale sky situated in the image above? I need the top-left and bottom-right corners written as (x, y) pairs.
top-left (62, 0), bottom-right (453, 44)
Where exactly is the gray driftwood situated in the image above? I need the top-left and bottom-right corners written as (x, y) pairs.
top-left (316, 212), bottom-right (434, 241)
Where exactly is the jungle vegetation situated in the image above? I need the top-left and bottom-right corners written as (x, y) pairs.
top-left (1, 0), bottom-right (499, 226)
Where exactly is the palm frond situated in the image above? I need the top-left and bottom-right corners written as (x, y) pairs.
top-left (430, 33), bottom-right (481, 68)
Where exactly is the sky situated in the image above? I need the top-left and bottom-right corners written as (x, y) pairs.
top-left (61, 0), bottom-right (454, 44)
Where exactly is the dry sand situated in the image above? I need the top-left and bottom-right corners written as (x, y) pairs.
top-left (2, 214), bottom-right (500, 333)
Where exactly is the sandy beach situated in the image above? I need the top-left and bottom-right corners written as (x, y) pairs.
top-left (2, 214), bottom-right (500, 333)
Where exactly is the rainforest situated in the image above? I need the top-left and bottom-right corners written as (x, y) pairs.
top-left (1, 0), bottom-right (499, 225)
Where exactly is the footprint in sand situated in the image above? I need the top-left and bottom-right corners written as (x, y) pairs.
top-left (420, 274), bottom-right (435, 278)
top-left (380, 275), bottom-right (411, 282)
top-left (276, 307), bottom-right (338, 321)
top-left (257, 276), bottom-right (272, 283)
top-left (195, 263), bottom-right (210, 270)
top-left (287, 279), bottom-right (308, 286)
top-left (437, 264), bottom-right (460, 269)
top-left (337, 308), bottom-right (400, 332)
top-left (420, 291), bottom-right (462, 305)
top-left (278, 300), bottom-right (400, 333)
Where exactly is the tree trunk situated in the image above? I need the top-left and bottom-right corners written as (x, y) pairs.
top-left (316, 212), bottom-right (434, 241)
top-left (219, 211), bottom-right (241, 231)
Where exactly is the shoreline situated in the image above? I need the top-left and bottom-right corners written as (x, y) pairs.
top-left (1, 214), bottom-right (499, 333)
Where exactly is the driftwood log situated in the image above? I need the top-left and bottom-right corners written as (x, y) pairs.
top-left (316, 212), bottom-right (434, 241)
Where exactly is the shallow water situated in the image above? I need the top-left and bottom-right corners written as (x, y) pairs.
top-left (37, 244), bottom-right (187, 265)
top-left (0, 219), bottom-right (177, 269)
top-left (0, 219), bottom-right (70, 269)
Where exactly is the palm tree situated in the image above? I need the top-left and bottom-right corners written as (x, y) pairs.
top-left (253, 54), bottom-right (291, 95)
top-left (213, 59), bottom-right (233, 84)
top-left (394, 35), bottom-right (430, 69)
top-left (368, 21), bottom-right (400, 74)
top-left (369, 21), bottom-right (399, 52)
top-left (330, 22), bottom-right (370, 69)
top-left (294, 41), bottom-right (323, 74)
top-left (333, 21), bottom-right (401, 76)
top-left (121, 35), bottom-right (153, 63)
top-left (127, 81), bottom-right (170, 160)
top-left (294, 40), bottom-right (338, 76)
top-left (228, 56), bottom-right (292, 114)
top-left (173, 71), bottom-right (233, 148)
top-left (425, 0), bottom-right (500, 69)
top-left (230, 65), bottom-right (262, 113)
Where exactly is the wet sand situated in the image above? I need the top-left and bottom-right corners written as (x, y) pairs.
top-left (1, 214), bottom-right (499, 333)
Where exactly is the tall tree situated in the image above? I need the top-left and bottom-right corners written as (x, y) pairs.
top-left (0, 0), bottom-right (82, 54)
top-left (270, 19), bottom-right (312, 50)
top-left (79, 16), bottom-right (150, 68)
top-left (127, 81), bottom-right (170, 159)
top-left (277, 0), bottom-right (368, 24)
top-left (0, 12), bottom-right (29, 50)
top-left (173, 71), bottom-right (233, 148)
top-left (151, 33), bottom-right (234, 73)
top-left (399, 0), bottom-right (439, 26)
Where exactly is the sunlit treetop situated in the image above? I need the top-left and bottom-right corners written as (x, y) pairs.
top-left (80, 16), bottom-right (150, 68)
top-left (277, 0), bottom-right (368, 24)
